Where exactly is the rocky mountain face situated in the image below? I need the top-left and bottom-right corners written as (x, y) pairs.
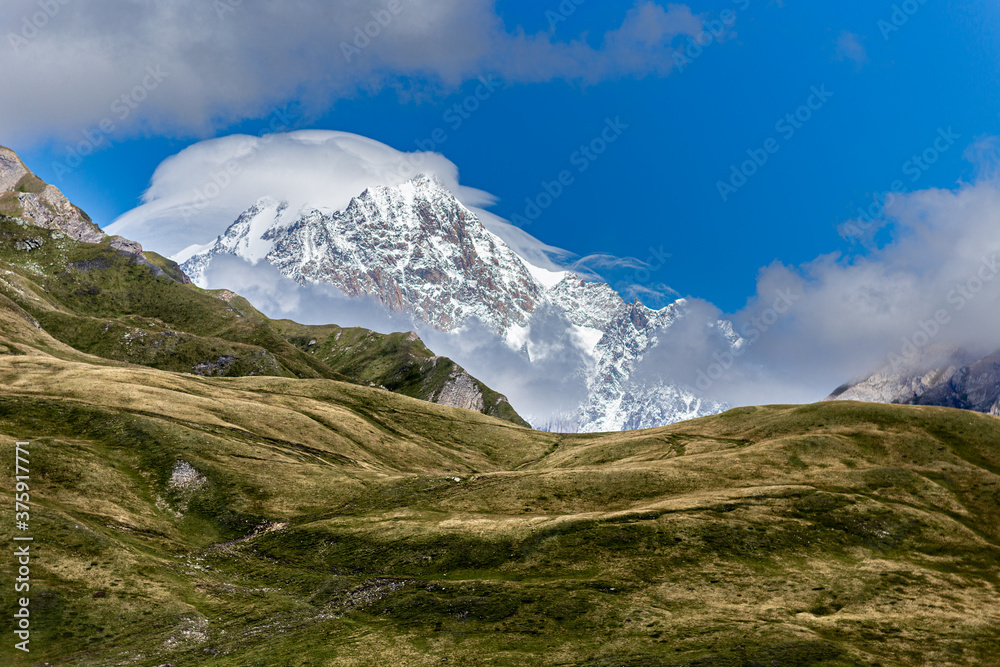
top-left (184, 177), bottom-right (542, 334)
top-left (826, 345), bottom-right (1000, 416)
top-left (183, 175), bottom-right (738, 431)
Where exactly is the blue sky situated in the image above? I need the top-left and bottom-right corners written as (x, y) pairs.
top-left (6, 0), bottom-right (1000, 313)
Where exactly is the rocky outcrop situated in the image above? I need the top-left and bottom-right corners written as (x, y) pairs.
top-left (432, 368), bottom-right (486, 413)
top-left (0, 147), bottom-right (29, 192)
top-left (0, 147), bottom-right (180, 283)
top-left (109, 236), bottom-right (145, 256)
top-left (0, 145), bottom-right (105, 244)
top-left (167, 461), bottom-right (208, 492)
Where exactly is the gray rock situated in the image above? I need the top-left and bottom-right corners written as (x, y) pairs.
top-left (14, 237), bottom-right (43, 252)
top-left (192, 356), bottom-right (236, 377)
top-left (0, 146), bottom-right (28, 192)
top-left (433, 369), bottom-right (485, 413)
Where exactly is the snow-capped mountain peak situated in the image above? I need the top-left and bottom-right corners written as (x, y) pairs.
top-left (186, 175), bottom-right (544, 333)
top-left (181, 175), bottom-right (739, 432)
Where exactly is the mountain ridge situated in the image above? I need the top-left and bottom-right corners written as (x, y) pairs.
top-left (827, 344), bottom-right (1000, 416)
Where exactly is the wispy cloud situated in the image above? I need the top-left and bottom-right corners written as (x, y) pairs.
top-left (834, 31), bottom-right (868, 69)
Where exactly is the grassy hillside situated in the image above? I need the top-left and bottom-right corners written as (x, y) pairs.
top-left (0, 335), bottom-right (998, 665)
top-left (0, 214), bottom-right (526, 424)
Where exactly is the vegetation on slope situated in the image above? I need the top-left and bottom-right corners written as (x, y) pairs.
top-left (0, 338), bottom-right (997, 665)
top-left (276, 319), bottom-right (529, 425)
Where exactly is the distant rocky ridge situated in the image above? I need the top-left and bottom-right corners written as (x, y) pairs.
top-left (183, 175), bottom-right (739, 432)
top-left (826, 345), bottom-right (1000, 416)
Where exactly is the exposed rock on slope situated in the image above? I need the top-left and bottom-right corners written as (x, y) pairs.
top-left (0, 145), bottom-right (166, 270)
top-left (433, 367), bottom-right (486, 413)
top-left (0, 145), bottom-right (105, 244)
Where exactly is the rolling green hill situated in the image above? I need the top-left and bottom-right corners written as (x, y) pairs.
top-left (0, 335), bottom-right (998, 665)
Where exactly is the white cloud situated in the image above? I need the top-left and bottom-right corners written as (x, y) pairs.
top-left (728, 154), bottom-right (1000, 404)
top-left (0, 0), bottom-right (703, 143)
top-left (204, 253), bottom-right (411, 333)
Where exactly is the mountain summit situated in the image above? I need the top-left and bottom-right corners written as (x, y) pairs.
top-left (182, 175), bottom-right (737, 431)
top-left (0, 145), bottom-right (105, 244)
top-left (184, 175), bottom-right (542, 333)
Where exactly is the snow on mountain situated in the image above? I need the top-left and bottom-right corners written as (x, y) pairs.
top-left (181, 175), bottom-right (738, 431)
top-left (564, 298), bottom-right (732, 433)
top-left (186, 176), bottom-right (540, 333)
top-left (181, 197), bottom-right (292, 285)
